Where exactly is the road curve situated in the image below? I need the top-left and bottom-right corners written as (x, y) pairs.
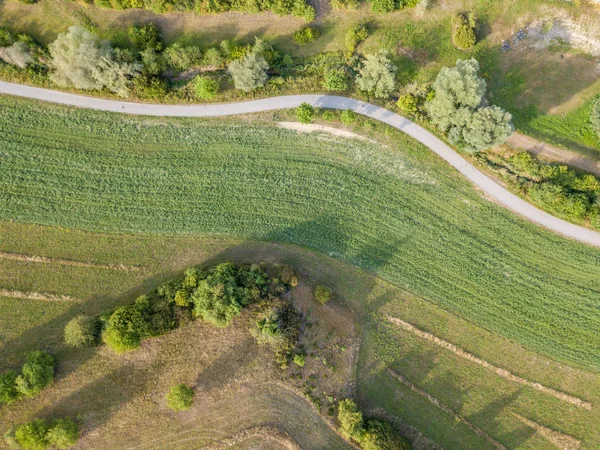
top-left (1, 80), bottom-right (600, 248)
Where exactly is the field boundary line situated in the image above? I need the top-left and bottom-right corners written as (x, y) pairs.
top-left (199, 425), bottom-right (302, 450)
top-left (1, 80), bottom-right (599, 247)
top-left (0, 288), bottom-right (82, 302)
top-left (388, 369), bottom-right (507, 450)
top-left (512, 413), bottom-right (581, 450)
top-left (388, 316), bottom-right (592, 410)
top-left (0, 250), bottom-right (143, 272)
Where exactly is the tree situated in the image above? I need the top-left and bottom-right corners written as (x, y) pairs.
top-left (129, 23), bottom-right (163, 52)
top-left (338, 399), bottom-right (364, 441)
top-left (425, 59), bottom-right (512, 151)
top-left (14, 419), bottom-right (49, 450)
top-left (314, 285), bottom-right (333, 304)
top-left (355, 53), bottom-right (396, 98)
top-left (102, 305), bottom-right (146, 352)
top-left (49, 26), bottom-right (140, 97)
top-left (202, 48), bottom-right (225, 68)
top-left (452, 12), bottom-right (477, 50)
top-left (228, 40), bottom-right (269, 92)
top-left (362, 419), bottom-right (411, 450)
top-left (0, 371), bottom-right (20, 404)
top-left (296, 102), bottom-right (314, 124)
top-left (64, 314), bottom-right (100, 348)
top-left (0, 41), bottom-right (34, 68)
top-left (323, 69), bottom-right (348, 91)
top-left (397, 94), bottom-right (418, 113)
top-left (15, 351), bottom-right (55, 398)
top-left (46, 419), bottom-right (79, 449)
top-left (193, 76), bottom-right (220, 100)
top-left (166, 384), bottom-right (194, 411)
top-left (164, 43), bottom-right (202, 71)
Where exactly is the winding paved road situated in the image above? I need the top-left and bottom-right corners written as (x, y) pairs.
top-left (1, 80), bottom-right (600, 247)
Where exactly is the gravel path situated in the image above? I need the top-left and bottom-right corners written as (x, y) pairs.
top-left (1, 81), bottom-right (599, 248)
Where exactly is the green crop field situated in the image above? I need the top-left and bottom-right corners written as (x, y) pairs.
top-left (1, 94), bottom-right (600, 373)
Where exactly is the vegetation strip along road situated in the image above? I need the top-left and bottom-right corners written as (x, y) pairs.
top-left (1, 80), bottom-right (599, 247)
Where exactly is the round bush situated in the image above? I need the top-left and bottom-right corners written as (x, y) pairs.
top-left (293, 27), bottom-right (320, 45)
top-left (102, 306), bottom-right (146, 353)
top-left (15, 351), bottom-right (55, 398)
top-left (323, 69), bottom-right (348, 91)
top-left (47, 418), bottom-right (79, 449)
top-left (193, 76), bottom-right (220, 100)
top-left (314, 285), bottom-right (333, 304)
top-left (0, 371), bottom-right (20, 404)
top-left (340, 109), bottom-right (356, 125)
top-left (166, 384), bottom-right (194, 411)
top-left (296, 102), bottom-right (315, 124)
top-left (64, 314), bottom-right (100, 348)
top-left (14, 419), bottom-right (49, 450)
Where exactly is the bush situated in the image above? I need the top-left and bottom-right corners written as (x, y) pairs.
top-left (0, 41), bottom-right (34, 68)
top-left (202, 48), bottom-right (225, 68)
top-left (362, 419), bottom-right (411, 450)
top-left (228, 41), bottom-right (269, 92)
top-left (129, 23), bottom-right (163, 52)
top-left (102, 305), bottom-right (146, 353)
top-left (346, 24), bottom-right (369, 53)
top-left (296, 102), bottom-right (315, 124)
top-left (293, 354), bottom-right (306, 367)
top-left (174, 289), bottom-right (191, 307)
top-left (15, 351), bottom-right (55, 398)
top-left (341, 109), bottom-right (357, 125)
top-left (452, 12), bottom-right (477, 50)
top-left (46, 419), bottom-right (79, 449)
top-left (14, 419), bottom-right (49, 450)
top-left (293, 27), bottom-right (320, 45)
top-left (191, 263), bottom-right (269, 326)
top-left (164, 43), bottom-right (202, 71)
top-left (397, 94), bottom-right (418, 114)
top-left (338, 399), bottom-right (364, 440)
top-left (323, 69), bottom-right (348, 91)
top-left (166, 384), bottom-right (194, 411)
top-left (371, 0), bottom-right (395, 13)
top-left (322, 110), bottom-right (336, 120)
top-left (0, 371), bottom-right (20, 404)
top-left (133, 75), bottom-right (168, 99)
top-left (314, 285), bottom-right (333, 304)
top-left (64, 314), bottom-right (100, 348)
top-left (193, 76), bottom-right (220, 100)
top-left (356, 52), bottom-right (396, 98)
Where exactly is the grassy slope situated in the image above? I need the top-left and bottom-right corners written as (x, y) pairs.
top-left (1, 95), bottom-right (600, 372)
top-left (1, 224), bottom-right (599, 449)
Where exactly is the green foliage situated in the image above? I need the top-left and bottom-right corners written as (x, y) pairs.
top-left (452, 12), bottom-right (477, 50)
top-left (356, 52), bottom-right (396, 98)
top-left (174, 289), bottom-right (191, 307)
top-left (252, 300), bottom-right (302, 366)
top-left (341, 109), bottom-right (356, 125)
top-left (293, 353), bottom-right (306, 366)
top-left (338, 399), bottom-right (365, 440)
top-left (193, 76), bottom-right (220, 100)
top-left (46, 419), bottom-right (79, 449)
top-left (14, 419), bottom-right (49, 450)
top-left (293, 27), bottom-right (320, 45)
top-left (228, 41), bottom-right (269, 92)
top-left (296, 102), bottom-right (315, 124)
top-left (140, 48), bottom-right (166, 76)
top-left (129, 23), bottom-right (163, 52)
top-left (426, 58), bottom-right (512, 151)
top-left (64, 314), bottom-right (100, 347)
top-left (191, 263), bottom-right (268, 327)
top-left (132, 75), bottom-right (168, 99)
top-left (102, 305), bottom-right (145, 352)
top-left (166, 384), bottom-right (194, 411)
top-left (323, 69), bottom-right (348, 91)
top-left (345, 24), bottom-right (369, 53)
top-left (15, 351), bottom-right (55, 398)
top-left (331, 0), bottom-right (359, 9)
top-left (314, 285), bottom-right (333, 304)
top-left (590, 98), bottom-right (600, 139)
top-left (0, 371), bottom-right (20, 404)
top-left (397, 94), bottom-right (418, 114)
top-left (164, 43), bottom-right (202, 71)
top-left (0, 28), bottom-right (14, 47)
top-left (362, 419), bottom-right (411, 450)
top-left (202, 48), bottom-right (225, 68)
top-left (371, 0), bottom-right (395, 14)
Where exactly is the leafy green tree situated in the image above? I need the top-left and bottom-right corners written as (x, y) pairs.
top-left (0, 371), bottom-right (20, 404)
top-left (164, 43), bottom-right (202, 71)
top-left (129, 23), bottom-right (163, 52)
top-left (296, 102), bottom-right (315, 124)
top-left (323, 69), bottom-right (348, 91)
top-left (202, 48), bottom-right (225, 68)
top-left (355, 52), bottom-right (396, 98)
top-left (371, 0), bottom-right (395, 13)
top-left (362, 419), bottom-right (411, 450)
top-left (64, 314), bottom-right (100, 348)
top-left (193, 76), bottom-right (220, 100)
top-left (228, 40), bottom-right (269, 92)
top-left (397, 94), bottom-right (419, 113)
top-left (293, 27), bottom-right (320, 45)
top-left (166, 384), bottom-right (194, 411)
top-left (15, 351), bottom-right (55, 398)
top-left (46, 419), bottom-right (79, 449)
top-left (460, 105), bottom-right (513, 152)
top-left (452, 12), bottom-right (477, 50)
top-left (102, 305), bottom-right (146, 353)
top-left (338, 399), bottom-right (364, 441)
top-left (14, 419), bottom-right (49, 450)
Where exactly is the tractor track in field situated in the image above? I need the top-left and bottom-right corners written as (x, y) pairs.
top-left (0, 81), bottom-right (599, 247)
top-left (0, 250), bottom-right (143, 272)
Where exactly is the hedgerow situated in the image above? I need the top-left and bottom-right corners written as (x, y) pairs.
top-left (5, 418), bottom-right (79, 450)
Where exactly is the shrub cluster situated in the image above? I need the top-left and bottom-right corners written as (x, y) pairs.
top-left (345, 24), bottom-right (369, 54)
top-left (0, 351), bottom-right (55, 405)
top-left (251, 298), bottom-right (302, 367)
top-left (337, 399), bottom-right (411, 449)
top-left (371, 0), bottom-right (418, 14)
top-left (314, 284), bottom-right (333, 304)
top-left (356, 52), bottom-right (397, 98)
top-left (4, 418), bottom-right (79, 450)
top-left (293, 27), bottom-right (320, 45)
top-left (477, 151), bottom-right (600, 227)
top-left (166, 384), bottom-right (195, 411)
top-left (452, 12), bottom-right (477, 50)
top-left (296, 102), bottom-right (315, 124)
top-left (193, 75), bottom-right (220, 99)
top-left (323, 69), bottom-right (348, 91)
top-left (64, 314), bottom-right (101, 347)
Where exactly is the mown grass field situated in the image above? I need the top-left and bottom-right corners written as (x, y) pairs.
top-left (1, 223), bottom-right (599, 449)
top-left (1, 95), bottom-right (600, 372)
